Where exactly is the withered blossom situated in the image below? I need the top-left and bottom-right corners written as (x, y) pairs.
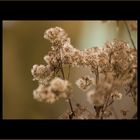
top-left (50, 77), bottom-right (71, 98)
top-left (83, 47), bottom-right (100, 72)
top-left (33, 78), bottom-right (71, 104)
top-left (76, 76), bottom-right (94, 91)
top-left (31, 26), bottom-right (137, 119)
top-left (44, 26), bottom-right (71, 50)
top-left (111, 90), bottom-right (122, 100)
top-left (31, 64), bottom-right (52, 81)
top-left (86, 79), bottom-right (114, 107)
top-left (33, 84), bottom-right (57, 104)
top-left (87, 90), bottom-right (105, 107)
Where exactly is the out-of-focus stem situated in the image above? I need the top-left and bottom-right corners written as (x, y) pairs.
top-left (60, 65), bottom-right (75, 117)
top-left (124, 21), bottom-right (136, 49)
top-left (100, 95), bottom-right (111, 119)
top-left (59, 55), bottom-right (75, 118)
top-left (130, 91), bottom-right (136, 106)
top-left (67, 64), bottom-right (71, 80)
top-left (68, 98), bottom-right (75, 116)
top-left (95, 66), bottom-right (99, 85)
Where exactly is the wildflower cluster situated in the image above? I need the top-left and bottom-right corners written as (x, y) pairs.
top-left (31, 27), bottom-right (74, 103)
top-left (33, 77), bottom-right (71, 103)
top-left (31, 26), bottom-right (137, 119)
top-left (75, 76), bottom-right (94, 91)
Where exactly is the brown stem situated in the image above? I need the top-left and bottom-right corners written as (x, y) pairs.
top-left (94, 106), bottom-right (102, 119)
top-left (106, 100), bottom-right (114, 108)
top-left (125, 84), bottom-right (137, 106)
top-left (59, 51), bottom-right (75, 118)
top-left (68, 98), bottom-right (75, 115)
top-left (67, 64), bottom-right (71, 80)
top-left (109, 52), bottom-right (112, 64)
top-left (130, 91), bottom-right (136, 106)
top-left (100, 94), bottom-right (111, 119)
top-left (60, 65), bottom-right (75, 118)
top-left (124, 21), bottom-right (136, 49)
top-left (95, 66), bottom-right (99, 85)
top-left (60, 62), bottom-right (65, 80)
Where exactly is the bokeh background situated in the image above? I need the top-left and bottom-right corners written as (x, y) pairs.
top-left (3, 20), bottom-right (137, 119)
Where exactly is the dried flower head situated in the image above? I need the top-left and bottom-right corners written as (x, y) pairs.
top-left (44, 27), bottom-right (71, 50)
top-left (33, 84), bottom-right (57, 104)
top-left (111, 90), bottom-right (122, 100)
top-left (87, 90), bottom-right (105, 107)
top-left (76, 76), bottom-right (94, 91)
top-left (83, 47), bottom-right (100, 72)
top-left (33, 77), bottom-right (71, 104)
top-left (31, 64), bottom-right (52, 81)
top-left (50, 77), bottom-right (71, 98)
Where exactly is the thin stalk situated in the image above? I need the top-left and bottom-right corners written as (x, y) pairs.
top-left (124, 21), bottom-right (136, 49)
top-left (94, 106), bottom-right (101, 119)
top-left (59, 58), bottom-right (65, 80)
top-left (68, 98), bottom-right (75, 115)
top-left (60, 64), bottom-right (75, 117)
top-left (106, 100), bottom-right (114, 108)
top-left (130, 91), bottom-right (136, 106)
top-left (100, 94), bottom-right (111, 119)
top-left (67, 64), bottom-right (71, 80)
top-left (59, 52), bottom-right (75, 118)
top-left (109, 53), bottom-right (112, 64)
top-left (95, 66), bottom-right (99, 85)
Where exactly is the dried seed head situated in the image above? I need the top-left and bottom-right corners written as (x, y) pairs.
top-left (33, 84), bottom-right (57, 103)
top-left (111, 90), bottom-right (122, 100)
top-left (44, 27), bottom-right (71, 50)
top-left (31, 64), bottom-right (51, 81)
top-left (50, 77), bottom-right (71, 98)
top-left (75, 76), bottom-right (94, 91)
top-left (87, 90), bottom-right (105, 107)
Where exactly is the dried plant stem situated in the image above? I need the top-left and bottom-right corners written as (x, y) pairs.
top-left (59, 59), bottom-right (75, 118)
top-left (109, 52), bottom-right (112, 64)
top-left (67, 64), bottom-right (71, 80)
top-left (94, 106), bottom-right (102, 118)
top-left (68, 98), bottom-right (75, 118)
top-left (95, 66), bottom-right (99, 85)
top-left (106, 100), bottom-right (114, 108)
top-left (125, 84), bottom-right (137, 106)
top-left (100, 95), bottom-right (111, 119)
top-left (61, 67), bottom-right (75, 117)
top-left (130, 91), bottom-right (136, 106)
top-left (60, 62), bottom-right (65, 80)
top-left (124, 21), bottom-right (136, 49)
top-left (125, 85), bottom-right (132, 96)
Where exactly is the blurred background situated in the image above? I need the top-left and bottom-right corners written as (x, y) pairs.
top-left (3, 20), bottom-right (137, 119)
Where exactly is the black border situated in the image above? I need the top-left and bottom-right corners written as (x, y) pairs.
top-left (1, 1), bottom-right (140, 139)
top-left (0, 1), bottom-right (139, 20)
